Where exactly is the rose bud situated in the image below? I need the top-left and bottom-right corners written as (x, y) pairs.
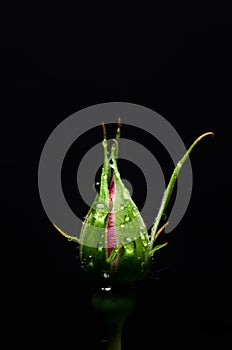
top-left (54, 120), bottom-right (213, 284)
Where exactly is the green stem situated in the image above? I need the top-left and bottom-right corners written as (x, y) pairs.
top-left (92, 284), bottom-right (135, 350)
top-left (107, 320), bottom-right (124, 350)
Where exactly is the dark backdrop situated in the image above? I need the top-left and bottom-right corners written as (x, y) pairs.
top-left (2, 3), bottom-right (231, 349)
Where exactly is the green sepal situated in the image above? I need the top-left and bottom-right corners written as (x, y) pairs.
top-left (107, 246), bottom-right (121, 264)
top-left (150, 242), bottom-right (168, 256)
top-left (53, 224), bottom-right (80, 243)
top-left (150, 132), bottom-right (214, 249)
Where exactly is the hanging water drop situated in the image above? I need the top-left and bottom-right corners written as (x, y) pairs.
top-left (101, 286), bottom-right (112, 292)
top-left (100, 271), bottom-right (112, 292)
top-left (93, 181), bottom-right (101, 193)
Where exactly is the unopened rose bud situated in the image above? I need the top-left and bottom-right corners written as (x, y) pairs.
top-left (54, 120), bottom-right (213, 284)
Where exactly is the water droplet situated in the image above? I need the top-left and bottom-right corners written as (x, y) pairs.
top-left (80, 258), bottom-right (87, 269)
top-left (94, 181), bottom-right (100, 193)
top-left (124, 215), bottom-right (130, 222)
top-left (120, 205), bottom-right (125, 210)
top-left (97, 241), bottom-right (104, 251)
top-left (103, 174), bottom-right (107, 180)
top-left (124, 189), bottom-right (131, 199)
top-left (93, 203), bottom-right (108, 222)
top-left (125, 237), bottom-right (132, 242)
top-left (142, 240), bottom-right (148, 247)
top-left (140, 227), bottom-right (148, 246)
top-left (85, 255), bottom-right (94, 271)
top-left (97, 203), bottom-right (105, 209)
top-left (100, 271), bottom-right (112, 292)
top-left (162, 212), bottom-right (167, 220)
top-left (101, 286), bottom-right (112, 292)
top-left (125, 241), bottom-right (135, 254)
top-left (120, 224), bottom-right (125, 228)
top-left (132, 209), bottom-right (137, 217)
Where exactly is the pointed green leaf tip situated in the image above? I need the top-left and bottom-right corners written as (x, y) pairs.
top-left (53, 122), bottom-right (214, 283)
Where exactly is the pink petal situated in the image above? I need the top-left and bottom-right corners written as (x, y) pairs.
top-left (107, 177), bottom-right (118, 255)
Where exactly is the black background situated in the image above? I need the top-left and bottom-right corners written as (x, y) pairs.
top-left (2, 3), bottom-right (231, 349)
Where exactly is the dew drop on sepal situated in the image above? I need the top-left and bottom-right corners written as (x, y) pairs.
top-left (124, 241), bottom-right (136, 254)
top-left (140, 227), bottom-right (148, 247)
top-left (97, 241), bottom-right (104, 252)
top-left (162, 212), bottom-right (167, 220)
top-left (96, 203), bottom-right (106, 209)
top-left (124, 215), bottom-right (130, 222)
